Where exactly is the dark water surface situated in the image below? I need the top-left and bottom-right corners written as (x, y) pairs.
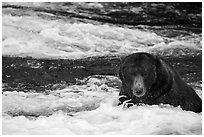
top-left (3, 2), bottom-right (201, 28)
top-left (2, 55), bottom-right (202, 92)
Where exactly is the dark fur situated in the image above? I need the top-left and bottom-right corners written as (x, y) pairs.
top-left (118, 52), bottom-right (202, 113)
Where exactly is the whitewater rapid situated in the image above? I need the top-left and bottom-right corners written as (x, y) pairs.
top-left (2, 76), bottom-right (202, 135)
top-left (2, 3), bottom-right (201, 59)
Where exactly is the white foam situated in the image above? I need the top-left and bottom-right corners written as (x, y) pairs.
top-left (3, 105), bottom-right (202, 135)
top-left (2, 76), bottom-right (202, 135)
top-left (3, 7), bottom-right (201, 59)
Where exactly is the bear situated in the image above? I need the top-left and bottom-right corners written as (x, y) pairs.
top-left (118, 52), bottom-right (202, 113)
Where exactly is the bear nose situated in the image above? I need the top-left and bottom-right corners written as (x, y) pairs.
top-left (135, 89), bottom-right (143, 95)
top-left (132, 88), bottom-right (145, 97)
top-left (132, 87), bottom-right (143, 95)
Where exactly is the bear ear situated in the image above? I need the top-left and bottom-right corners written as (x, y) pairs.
top-left (150, 53), bottom-right (159, 61)
top-left (118, 65), bottom-right (124, 82)
top-left (120, 55), bottom-right (127, 64)
top-left (153, 54), bottom-right (165, 78)
top-left (155, 56), bottom-right (173, 85)
top-left (150, 54), bottom-right (163, 68)
top-left (155, 57), bottom-right (165, 75)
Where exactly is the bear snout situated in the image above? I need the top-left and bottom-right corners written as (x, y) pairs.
top-left (132, 75), bottom-right (146, 97)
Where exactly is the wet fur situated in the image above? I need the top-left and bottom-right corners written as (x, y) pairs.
top-left (118, 52), bottom-right (202, 113)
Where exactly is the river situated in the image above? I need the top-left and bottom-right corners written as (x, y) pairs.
top-left (2, 2), bottom-right (202, 135)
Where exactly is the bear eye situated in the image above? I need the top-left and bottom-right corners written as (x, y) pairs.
top-left (126, 67), bottom-right (133, 73)
top-left (143, 72), bottom-right (148, 77)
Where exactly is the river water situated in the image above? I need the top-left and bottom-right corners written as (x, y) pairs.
top-left (2, 2), bottom-right (202, 135)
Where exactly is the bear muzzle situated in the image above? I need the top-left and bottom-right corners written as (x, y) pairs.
top-left (132, 75), bottom-right (146, 97)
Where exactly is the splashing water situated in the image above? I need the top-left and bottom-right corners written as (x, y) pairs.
top-left (2, 75), bottom-right (202, 135)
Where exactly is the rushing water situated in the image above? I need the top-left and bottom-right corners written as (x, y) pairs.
top-left (2, 2), bottom-right (202, 135)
